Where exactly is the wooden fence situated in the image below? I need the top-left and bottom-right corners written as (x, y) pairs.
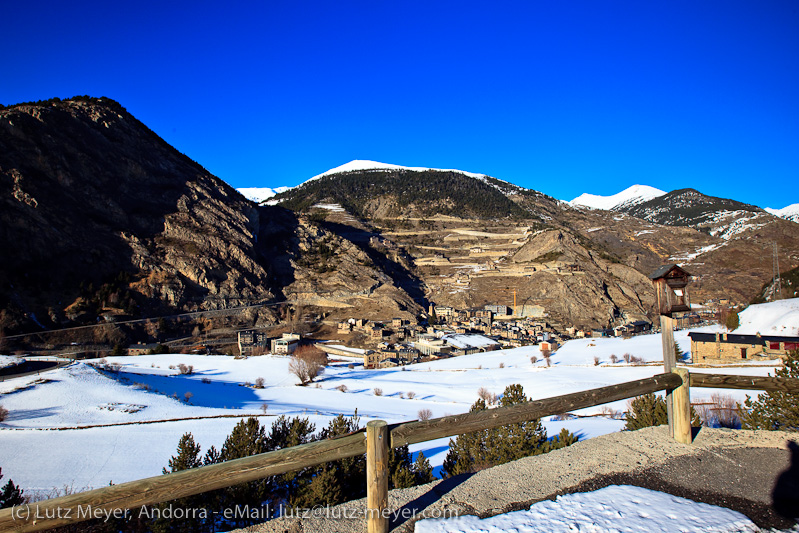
top-left (0, 370), bottom-right (796, 533)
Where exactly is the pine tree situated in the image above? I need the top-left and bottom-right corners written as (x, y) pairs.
top-left (0, 468), bottom-right (24, 509)
top-left (219, 418), bottom-right (269, 528)
top-left (267, 416), bottom-right (316, 507)
top-left (442, 384), bottom-right (578, 477)
top-left (740, 350), bottom-right (799, 431)
top-left (292, 414), bottom-right (364, 508)
top-left (152, 433), bottom-right (212, 533)
top-left (624, 393), bottom-right (701, 430)
top-left (388, 445), bottom-right (417, 489)
top-left (674, 342), bottom-right (684, 361)
top-left (412, 451), bottom-right (435, 485)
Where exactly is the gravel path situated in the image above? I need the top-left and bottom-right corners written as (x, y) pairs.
top-left (235, 426), bottom-right (799, 533)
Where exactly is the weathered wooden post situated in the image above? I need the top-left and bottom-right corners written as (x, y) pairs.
top-left (650, 264), bottom-right (693, 444)
top-left (366, 420), bottom-right (389, 533)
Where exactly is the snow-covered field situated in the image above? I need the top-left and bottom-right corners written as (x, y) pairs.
top-left (0, 329), bottom-right (783, 500)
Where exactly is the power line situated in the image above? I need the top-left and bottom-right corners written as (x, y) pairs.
top-left (4, 300), bottom-right (288, 340)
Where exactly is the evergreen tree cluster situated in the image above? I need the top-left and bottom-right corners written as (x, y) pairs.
top-left (275, 170), bottom-right (530, 220)
top-left (152, 414), bottom-right (434, 531)
top-left (739, 350), bottom-right (799, 431)
top-left (442, 384), bottom-right (578, 477)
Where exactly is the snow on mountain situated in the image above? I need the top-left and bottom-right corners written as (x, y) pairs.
top-left (309, 159), bottom-right (488, 182)
top-left (236, 186), bottom-right (291, 203)
top-left (765, 203), bottom-right (799, 223)
top-left (732, 298), bottom-right (799, 336)
top-left (569, 185), bottom-right (666, 211)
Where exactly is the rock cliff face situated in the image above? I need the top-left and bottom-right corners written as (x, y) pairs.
top-left (0, 97), bottom-right (273, 328)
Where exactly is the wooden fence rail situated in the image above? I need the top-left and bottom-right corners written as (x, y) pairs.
top-left (0, 371), bottom-right (796, 533)
top-left (691, 373), bottom-right (799, 393)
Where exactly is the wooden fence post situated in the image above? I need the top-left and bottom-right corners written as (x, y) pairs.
top-left (672, 368), bottom-right (692, 444)
top-left (661, 315), bottom-right (676, 438)
top-left (366, 420), bottom-right (389, 533)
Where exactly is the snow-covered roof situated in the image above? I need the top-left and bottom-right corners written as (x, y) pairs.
top-left (442, 334), bottom-right (499, 349)
top-left (732, 298), bottom-right (799, 337)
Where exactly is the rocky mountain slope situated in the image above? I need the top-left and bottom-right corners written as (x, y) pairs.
top-left (0, 98), bottom-right (422, 333)
top-left (3, 99), bottom-right (797, 334)
top-left (277, 162), bottom-right (799, 324)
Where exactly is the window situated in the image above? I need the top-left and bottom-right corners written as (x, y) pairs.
top-left (741, 348), bottom-right (747, 359)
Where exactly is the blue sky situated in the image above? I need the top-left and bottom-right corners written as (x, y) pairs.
top-left (2, 1), bottom-right (797, 208)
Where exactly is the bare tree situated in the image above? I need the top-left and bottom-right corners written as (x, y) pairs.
top-left (254, 377), bottom-right (265, 389)
top-left (288, 344), bottom-right (328, 385)
top-left (418, 408), bottom-right (432, 421)
top-left (373, 387), bottom-right (383, 396)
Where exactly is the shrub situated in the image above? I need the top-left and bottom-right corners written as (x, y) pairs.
top-left (336, 384), bottom-right (348, 393)
top-left (418, 409), bottom-right (432, 421)
top-left (184, 391), bottom-right (193, 403)
top-left (499, 362), bottom-right (505, 369)
top-left (0, 405), bottom-right (8, 423)
top-left (406, 391), bottom-right (416, 399)
top-left (373, 387), bottom-right (383, 396)
top-left (177, 364), bottom-right (194, 375)
top-left (530, 355), bottom-right (538, 364)
top-left (739, 350), bottom-right (799, 431)
top-left (610, 354), bottom-right (618, 364)
top-left (593, 356), bottom-right (600, 366)
top-left (443, 384), bottom-right (578, 477)
top-left (261, 403), bottom-right (268, 415)
top-left (477, 387), bottom-right (497, 405)
top-left (623, 353), bottom-right (632, 363)
top-left (201, 377), bottom-right (211, 384)
top-left (254, 377), bottom-right (265, 389)
top-left (695, 394), bottom-right (741, 429)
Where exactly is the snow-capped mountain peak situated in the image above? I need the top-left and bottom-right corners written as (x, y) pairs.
top-left (765, 203), bottom-right (799, 223)
top-left (309, 159), bottom-right (488, 182)
top-left (569, 185), bottom-right (666, 211)
top-left (237, 186), bottom-right (291, 203)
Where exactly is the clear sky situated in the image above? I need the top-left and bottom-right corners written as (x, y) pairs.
top-left (2, 1), bottom-right (797, 208)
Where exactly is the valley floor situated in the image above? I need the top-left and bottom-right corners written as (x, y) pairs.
top-left (0, 328), bottom-right (783, 499)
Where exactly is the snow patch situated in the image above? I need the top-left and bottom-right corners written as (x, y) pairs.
top-left (415, 485), bottom-right (761, 533)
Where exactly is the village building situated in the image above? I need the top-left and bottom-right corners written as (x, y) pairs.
top-left (127, 342), bottom-right (160, 356)
top-left (237, 330), bottom-right (270, 356)
top-left (271, 333), bottom-right (301, 355)
top-left (688, 332), bottom-right (798, 362)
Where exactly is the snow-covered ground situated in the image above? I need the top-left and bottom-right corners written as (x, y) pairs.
top-left (414, 485), bottom-right (764, 533)
top-left (0, 330), bottom-right (783, 499)
top-left (733, 298), bottom-right (799, 336)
